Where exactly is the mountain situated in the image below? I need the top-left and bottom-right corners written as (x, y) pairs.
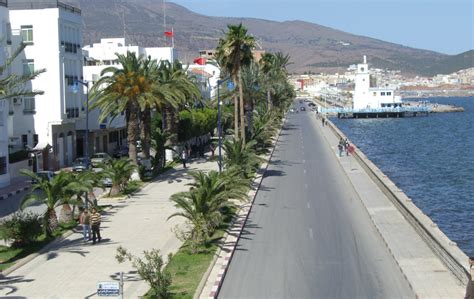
top-left (71, 0), bottom-right (473, 76)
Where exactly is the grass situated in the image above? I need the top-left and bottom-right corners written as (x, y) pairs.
top-left (0, 220), bottom-right (77, 271)
top-left (144, 208), bottom-right (235, 299)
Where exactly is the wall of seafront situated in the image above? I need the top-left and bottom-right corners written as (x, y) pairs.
top-left (326, 119), bottom-right (472, 294)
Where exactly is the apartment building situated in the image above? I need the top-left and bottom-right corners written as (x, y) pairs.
top-left (8, 0), bottom-right (83, 170)
top-left (82, 37), bottom-right (176, 154)
top-left (0, 0), bottom-right (9, 187)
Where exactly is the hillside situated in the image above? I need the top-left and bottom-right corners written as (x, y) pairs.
top-left (71, 0), bottom-right (472, 76)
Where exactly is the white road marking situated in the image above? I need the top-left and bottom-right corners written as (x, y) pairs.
top-left (302, 159), bottom-right (306, 163)
top-left (309, 228), bottom-right (314, 239)
top-left (303, 169), bottom-right (307, 174)
top-left (307, 202), bottom-right (310, 208)
top-left (305, 183), bottom-right (308, 189)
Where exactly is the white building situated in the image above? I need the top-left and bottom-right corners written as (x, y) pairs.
top-left (353, 56), bottom-right (402, 110)
top-left (8, 0), bottom-right (83, 170)
top-left (0, 0), bottom-right (9, 187)
top-left (82, 38), bottom-right (177, 154)
top-left (187, 63), bottom-right (220, 100)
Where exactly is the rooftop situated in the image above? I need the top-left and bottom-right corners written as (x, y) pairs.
top-left (8, 0), bottom-right (80, 14)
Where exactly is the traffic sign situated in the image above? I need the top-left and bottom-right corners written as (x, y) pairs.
top-left (97, 281), bottom-right (120, 297)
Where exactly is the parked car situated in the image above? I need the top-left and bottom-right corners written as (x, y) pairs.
top-left (102, 176), bottom-right (113, 187)
top-left (300, 107), bottom-right (306, 111)
top-left (91, 153), bottom-right (111, 167)
top-left (32, 171), bottom-right (55, 183)
top-left (72, 157), bottom-right (91, 172)
top-left (113, 146), bottom-right (129, 158)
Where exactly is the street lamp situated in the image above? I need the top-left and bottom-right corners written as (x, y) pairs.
top-left (71, 79), bottom-right (90, 208)
top-left (216, 77), bottom-right (233, 173)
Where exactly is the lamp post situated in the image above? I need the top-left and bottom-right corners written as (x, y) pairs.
top-left (216, 77), bottom-right (233, 173)
top-left (72, 79), bottom-right (90, 208)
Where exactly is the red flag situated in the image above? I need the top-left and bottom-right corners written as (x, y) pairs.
top-left (193, 57), bottom-right (206, 65)
top-left (164, 31), bottom-right (173, 37)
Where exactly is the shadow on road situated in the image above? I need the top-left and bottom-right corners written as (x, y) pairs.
top-left (0, 274), bottom-right (34, 297)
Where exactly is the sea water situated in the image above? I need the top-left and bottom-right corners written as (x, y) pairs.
top-left (331, 97), bottom-right (474, 257)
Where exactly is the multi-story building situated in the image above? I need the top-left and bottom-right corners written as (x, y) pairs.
top-left (0, 0), bottom-right (10, 187)
top-left (8, 0), bottom-right (83, 170)
top-left (82, 37), bottom-right (176, 154)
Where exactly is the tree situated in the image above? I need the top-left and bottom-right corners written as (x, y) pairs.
top-left (259, 52), bottom-right (291, 111)
top-left (101, 158), bottom-right (136, 196)
top-left (216, 23), bottom-right (255, 144)
top-left (157, 60), bottom-right (201, 146)
top-left (168, 170), bottom-right (248, 250)
top-left (222, 138), bottom-right (263, 179)
top-left (90, 51), bottom-right (153, 165)
top-left (0, 43), bottom-right (45, 100)
top-left (20, 171), bottom-right (79, 236)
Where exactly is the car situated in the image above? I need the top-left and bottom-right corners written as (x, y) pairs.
top-left (32, 171), bottom-right (55, 183)
top-left (72, 157), bottom-right (91, 172)
top-left (300, 107), bottom-right (306, 111)
top-left (289, 108), bottom-right (296, 113)
top-left (102, 176), bottom-right (113, 187)
top-left (113, 145), bottom-right (129, 158)
top-left (91, 152), bottom-right (111, 167)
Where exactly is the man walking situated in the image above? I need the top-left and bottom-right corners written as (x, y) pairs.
top-left (90, 207), bottom-right (101, 244)
top-left (181, 149), bottom-right (187, 168)
top-left (79, 208), bottom-right (91, 243)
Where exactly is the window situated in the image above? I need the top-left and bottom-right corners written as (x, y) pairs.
top-left (360, 67), bottom-right (365, 72)
top-left (387, 92), bottom-right (392, 96)
top-left (20, 25), bottom-right (33, 44)
top-left (381, 92), bottom-right (386, 96)
top-left (22, 59), bottom-right (34, 76)
top-left (6, 23), bottom-right (12, 45)
top-left (33, 134), bottom-right (38, 147)
top-left (23, 97), bottom-right (35, 114)
top-left (373, 92), bottom-right (377, 96)
top-left (0, 157), bottom-right (7, 175)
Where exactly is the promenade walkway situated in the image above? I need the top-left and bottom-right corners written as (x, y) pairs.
top-left (0, 157), bottom-right (217, 298)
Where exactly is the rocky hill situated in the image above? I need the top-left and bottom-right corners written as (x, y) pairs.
top-left (71, 0), bottom-right (473, 76)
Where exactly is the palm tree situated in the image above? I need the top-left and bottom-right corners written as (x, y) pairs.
top-left (20, 171), bottom-right (78, 236)
top-left (0, 43), bottom-right (45, 100)
top-left (222, 138), bottom-right (263, 179)
top-left (249, 107), bottom-right (278, 154)
top-left (216, 23), bottom-right (255, 144)
top-left (157, 60), bottom-right (201, 146)
top-left (260, 52), bottom-right (291, 111)
top-left (101, 158), bottom-right (136, 196)
top-left (168, 170), bottom-right (248, 250)
top-left (90, 51), bottom-right (153, 165)
top-left (241, 61), bottom-right (263, 134)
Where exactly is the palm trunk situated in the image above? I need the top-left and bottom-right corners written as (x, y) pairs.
top-left (238, 70), bottom-right (245, 145)
top-left (46, 209), bottom-right (58, 236)
top-left (233, 95), bottom-right (239, 140)
top-left (164, 105), bottom-right (177, 145)
top-left (140, 106), bottom-right (151, 159)
top-left (60, 203), bottom-right (73, 223)
top-left (267, 89), bottom-right (272, 111)
top-left (127, 101), bottom-right (139, 165)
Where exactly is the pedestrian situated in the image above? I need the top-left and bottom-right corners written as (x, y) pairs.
top-left (79, 208), bottom-right (91, 243)
top-left (321, 117), bottom-right (325, 127)
top-left (344, 138), bottom-right (350, 156)
top-left (181, 149), bottom-right (187, 168)
top-left (210, 143), bottom-right (215, 158)
top-left (90, 207), bottom-right (101, 244)
top-left (338, 138), bottom-right (345, 157)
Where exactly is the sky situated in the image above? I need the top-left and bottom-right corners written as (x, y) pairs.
top-left (170, 0), bottom-right (474, 55)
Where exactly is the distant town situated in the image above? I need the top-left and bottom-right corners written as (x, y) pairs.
top-left (291, 65), bottom-right (474, 108)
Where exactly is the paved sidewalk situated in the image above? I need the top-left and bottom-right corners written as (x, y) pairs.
top-left (0, 176), bottom-right (31, 200)
top-left (0, 158), bottom-right (218, 298)
top-left (315, 116), bottom-right (466, 298)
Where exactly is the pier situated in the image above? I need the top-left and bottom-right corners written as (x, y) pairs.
top-left (319, 106), bottom-right (431, 118)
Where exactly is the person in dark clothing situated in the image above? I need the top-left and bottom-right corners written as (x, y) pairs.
top-left (90, 208), bottom-right (101, 244)
top-left (181, 149), bottom-right (187, 168)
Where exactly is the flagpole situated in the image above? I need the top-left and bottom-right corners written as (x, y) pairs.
top-left (172, 27), bottom-right (174, 49)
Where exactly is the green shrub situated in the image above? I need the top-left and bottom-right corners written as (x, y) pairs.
top-left (0, 212), bottom-right (42, 248)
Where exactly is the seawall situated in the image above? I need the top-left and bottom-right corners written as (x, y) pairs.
top-left (326, 119), bottom-right (472, 297)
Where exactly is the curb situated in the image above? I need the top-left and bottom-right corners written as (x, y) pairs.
top-left (202, 117), bottom-right (287, 299)
top-left (0, 185), bottom-right (30, 200)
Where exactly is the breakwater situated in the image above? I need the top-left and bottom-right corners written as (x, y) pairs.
top-left (331, 96), bottom-right (474, 258)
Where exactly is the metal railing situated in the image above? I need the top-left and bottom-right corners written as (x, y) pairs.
top-left (321, 106), bottom-right (431, 114)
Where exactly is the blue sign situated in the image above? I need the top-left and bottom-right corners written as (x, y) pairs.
top-left (227, 81), bottom-right (234, 91)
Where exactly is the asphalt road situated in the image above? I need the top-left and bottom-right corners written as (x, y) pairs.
top-left (218, 104), bottom-right (414, 299)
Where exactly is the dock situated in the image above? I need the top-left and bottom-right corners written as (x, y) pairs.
top-left (320, 106), bottom-right (431, 119)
